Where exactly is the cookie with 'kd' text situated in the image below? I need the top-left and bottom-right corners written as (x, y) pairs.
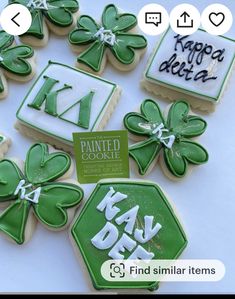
top-left (124, 100), bottom-right (209, 180)
top-left (8, 0), bottom-right (80, 47)
top-left (69, 4), bottom-right (147, 75)
top-left (0, 143), bottom-right (83, 245)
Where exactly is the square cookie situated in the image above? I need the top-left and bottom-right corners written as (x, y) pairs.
top-left (16, 61), bottom-right (121, 153)
top-left (142, 28), bottom-right (235, 112)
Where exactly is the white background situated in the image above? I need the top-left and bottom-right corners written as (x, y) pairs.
top-left (0, 0), bottom-right (235, 294)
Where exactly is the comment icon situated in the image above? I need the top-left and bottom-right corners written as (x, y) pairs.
top-left (138, 4), bottom-right (169, 36)
top-left (145, 12), bottom-right (162, 27)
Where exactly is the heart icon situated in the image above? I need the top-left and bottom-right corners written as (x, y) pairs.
top-left (209, 12), bottom-right (225, 27)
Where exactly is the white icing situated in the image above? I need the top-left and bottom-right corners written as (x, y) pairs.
top-left (134, 216), bottom-right (162, 244)
top-left (0, 57), bottom-right (4, 62)
top-left (27, 0), bottom-right (48, 10)
top-left (91, 222), bottom-right (118, 250)
top-left (97, 187), bottom-right (127, 221)
top-left (17, 62), bottom-right (117, 144)
top-left (146, 28), bottom-right (235, 101)
top-left (14, 180), bottom-right (41, 204)
top-left (128, 245), bottom-right (154, 260)
top-left (108, 233), bottom-right (136, 260)
top-left (115, 205), bottom-right (139, 235)
top-left (138, 122), bottom-right (175, 149)
top-left (94, 27), bottom-right (116, 46)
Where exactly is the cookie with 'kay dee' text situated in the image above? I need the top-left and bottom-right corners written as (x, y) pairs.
top-left (71, 179), bottom-right (187, 291)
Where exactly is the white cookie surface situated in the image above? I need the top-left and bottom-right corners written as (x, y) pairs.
top-left (144, 28), bottom-right (235, 103)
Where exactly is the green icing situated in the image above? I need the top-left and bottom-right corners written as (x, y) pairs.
top-left (59, 91), bottom-right (95, 129)
top-left (69, 4), bottom-right (147, 72)
top-left (28, 75), bottom-right (95, 129)
top-left (9, 0), bottom-right (79, 39)
top-left (71, 180), bottom-right (187, 290)
top-left (124, 100), bottom-right (208, 178)
top-left (0, 143), bottom-right (83, 245)
top-left (0, 30), bottom-right (34, 93)
top-left (0, 135), bottom-right (4, 144)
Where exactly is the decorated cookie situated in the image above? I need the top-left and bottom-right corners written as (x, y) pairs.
top-left (16, 61), bottom-right (121, 153)
top-left (0, 30), bottom-right (35, 99)
top-left (0, 133), bottom-right (11, 159)
top-left (9, 0), bottom-right (80, 47)
top-left (0, 143), bottom-right (83, 245)
top-left (124, 100), bottom-right (209, 180)
top-left (71, 179), bottom-right (187, 290)
top-left (69, 4), bottom-right (147, 75)
top-left (142, 28), bottom-right (235, 112)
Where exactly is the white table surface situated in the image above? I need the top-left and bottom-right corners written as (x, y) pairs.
top-left (0, 0), bottom-right (235, 294)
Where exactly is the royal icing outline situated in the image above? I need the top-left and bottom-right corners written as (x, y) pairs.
top-left (71, 179), bottom-right (187, 290)
top-left (9, 0), bottom-right (79, 40)
top-left (0, 30), bottom-right (34, 98)
top-left (16, 61), bottom-right (120, 145)
top-left (0, 143), bottom-right (83, 245)
top-left (144, 27), bottom-right (235, 103)
top-left (69, 4), bottom-right (147, 73)
top-left (124, 100), bottom-right (209, 178)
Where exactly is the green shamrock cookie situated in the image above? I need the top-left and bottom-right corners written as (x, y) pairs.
top-left (0, 30), bottom-right (35, 99)
top-left (69, 4), bottom-right (147, 74)
top-left (9, 0), bottom-right (79, 47)
top-left (0, 143), bottom-right (83, 245)
top-left (124, 100), bottom-right (209, 179)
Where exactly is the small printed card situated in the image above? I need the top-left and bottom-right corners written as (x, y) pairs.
top-left (73, 130), bottom-right (130, 183)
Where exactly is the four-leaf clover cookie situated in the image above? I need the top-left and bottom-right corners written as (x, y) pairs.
top-left (9, 0), bottom-right (80, 47)
top-left (69, 4), bottom-right (147, 75)
top-left (0, 143), bottom-right (83, 245)
top-left (0, 30), bottom-right (35, 99)
top-left (124, 100), bottom-right (209, 180)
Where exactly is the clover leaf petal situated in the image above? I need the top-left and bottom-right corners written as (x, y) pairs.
top-left (25, 143), bottom-right (71, 185)
top-left (124, 113), bottom-right (154, 136)
top-left (45, 0), bottom-right (79, 27)
top-left (33, 182), bottom-right (83, 228)
top-left (164, 139), bottom-right (209, 177)
top-left (141, 99), bottom-right (165, 125)
top-left (0, 30), bottom-right (14, 50)
top-left (78, 40), bottom-right (106, 72)
top-left (102, 4), bottom-right (137, 32)
top-left (0, 200), bottom-right (31, 244)
top-left (112, 33), bottom-right (147, 64)
top-left (167, 101), bottom-right (207, 138)
top-left (129, 138), bottom-right (162, 175)
top-left (0, 46), bottom-right (34, 75)
top-left (0, 160), bottom-right (24, 202)
top-left (69, 16), bottom-right (99, 45)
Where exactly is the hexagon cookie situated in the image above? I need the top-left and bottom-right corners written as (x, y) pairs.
top-left (71, 179), bottom-right (187, 290)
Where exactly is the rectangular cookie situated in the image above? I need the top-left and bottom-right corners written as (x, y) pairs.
top-left (142, 27), bottom-right (235, 112)
top-left (16, 61), bottom-right (121, 153)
